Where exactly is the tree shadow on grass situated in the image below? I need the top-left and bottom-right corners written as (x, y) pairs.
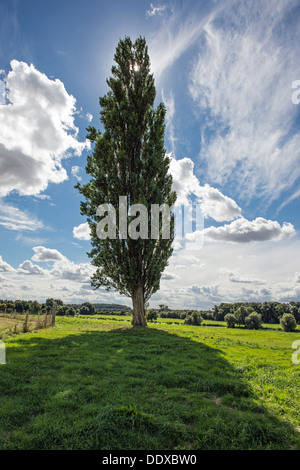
top-left (0, 326), bottom-right (298, 450)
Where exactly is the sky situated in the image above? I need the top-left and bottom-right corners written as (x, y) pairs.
top-left (0, 0), bottom-right (300, 309)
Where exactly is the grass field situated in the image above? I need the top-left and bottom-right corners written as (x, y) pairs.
top-left (0, 315), bottom-right (299, 450)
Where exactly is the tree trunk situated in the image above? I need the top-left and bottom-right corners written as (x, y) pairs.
top-left (132, 284), bottom-right (147, 326)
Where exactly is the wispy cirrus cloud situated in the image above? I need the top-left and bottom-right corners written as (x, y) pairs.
top-left (148, 2), bottom-right (221, 79)
top-left (0, 201), bottom-right (44, 231)
top-left (189, 0), bottom-right (300, 203)
top-left (71, 165), bottom-right (82, 181)
top-left (161, 89), bottom-right (177, 156)
top-left (146, 3), bottom-right (166, 18)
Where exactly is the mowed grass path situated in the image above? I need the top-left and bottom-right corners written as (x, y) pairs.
top-left (0, 316), bottom-right (299, 450)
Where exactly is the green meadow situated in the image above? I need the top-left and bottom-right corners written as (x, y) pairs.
top-left (0, 315), bottom-right (299, 450)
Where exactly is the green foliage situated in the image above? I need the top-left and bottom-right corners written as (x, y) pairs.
top-left (147, 310), bottom-right (158, 322)
top-left (234, 306), bottom-right (254, 326)
top-left (56, 306), bottom-right (76, 316)
top-left (75, 36), bottom-right (176, 323)
top-left (46, 298), bottom-right (63, 307)
top-left (245, 312), bottom-right (262, 330)
top-left (79, 306), bottom-right (90, 315)
top-left (224, 313), bottom-right (236, 328)
top-left (29, 301), bottom-right (41, 314)
top-left (280, 313), bottom-right (297, 332)
top-left (213, 301), bottom-right (296, 324)
top-left (184, 312), bottom-right (203, 326)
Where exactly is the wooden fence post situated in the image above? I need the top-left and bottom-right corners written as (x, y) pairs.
top-left (51, 305), bottom-right (56, 327)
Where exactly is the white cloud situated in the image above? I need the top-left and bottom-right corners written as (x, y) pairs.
top-left (73, 222), bottom-right (91, 240)
top-left (30, 245), bottom-right (95, 282)
top-left (146, 3), bottom-right (166, 18)
top-left (161, 89), bottom-right (176, 155)
top-left (0, 60), bottom-right (90, 197)
top-left (189, 284), bottom-right (219, 299)
top-left (161, 271), bottom-right (179, 281)
top-left (148, 6), bottom-right (216, 79)
top-left (18, 260), bottom-right (47, 276)
top-left (50, 259), bottom-right (95, 283)
top-left (169, 155), bottom-right (242, 221)
top-left (31, 246), bottom-right (67, 262)
top-left (188, 217), bottom-right (295, 243)
top-left (0, 201), bottom-right (44, 231)
top-left (0, 255), bottom-right (15, 272)
top-left (294, 272), bottom-right (300, 284)
top-left (0, 79), bottom-right (5, 104)
top-left (71, 165), bottom-right (82, 181)
top-left (219, 268), bottom-right (265, 285)
top-left (189, 0), bottom-right (300, 202)
top-left (85, 112), bottom-right (93, 122)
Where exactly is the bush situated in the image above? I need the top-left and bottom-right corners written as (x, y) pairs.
top-left (280, 313), bottom-right (297, 332)
top-left (184, 312), bottom-right (203, 326)
top-left (245, 312), bottom-right (262, 330)
top-left (224, 313), bottom-right (236, 328)
top-left (147, 310), bottom-right (158, 322)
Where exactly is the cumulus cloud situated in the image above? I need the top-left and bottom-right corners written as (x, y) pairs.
top-left (169, 155), bottom-right (242, 221)
top-left (200, 217), bottom-right (295, 243)
top-left (31, 246), bottom-right (67, 262)
top-left (189, 284), bottom-right (219, 299)
top-left (73, 222), bottom-right (91, 240)
top-left (0, 60), bottom-right (90, 197)
top-left (294, 272), bottom-right (300, 284)
top-left (50, 259), bottom-right (95, 283)
top-left (30, 245), bottom-right (95, 283)
top-left (0, 255), bottom-right (15, 272)
top-left (18, 260), bottom-right (47, 275)
top-left (161, 271), bottom-right (179, 280)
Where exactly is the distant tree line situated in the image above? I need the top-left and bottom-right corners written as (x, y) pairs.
top-left (0, 299), bottom-right (131, 317)
top-left (147, 306), bottom-right (212, 321)
top-left (212, 301), bottom-right (300, 324)
top-left (1, 299), bottom-right (299, 331)
top-left (147, 301), bottom-right (300, 330)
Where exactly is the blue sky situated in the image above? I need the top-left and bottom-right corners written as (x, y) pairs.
top-left (0, 0), bottom-right (300, 309)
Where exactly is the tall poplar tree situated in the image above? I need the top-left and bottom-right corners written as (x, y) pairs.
top-left (76, 36), bottom-right (176, 326)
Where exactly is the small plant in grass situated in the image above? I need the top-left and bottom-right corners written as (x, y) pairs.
top-left (280, 313), bottom-right (297, 332)
top-left (245, 312), bottom-right (262, 330)
top-left (35, 314), bottom-right (43, 330)
top-left (224, 313), bottom-right (236, 328)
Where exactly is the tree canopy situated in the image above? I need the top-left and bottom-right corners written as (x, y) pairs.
top-left (76, 36), bottom-right (176, 326)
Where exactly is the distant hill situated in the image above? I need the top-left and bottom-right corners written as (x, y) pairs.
top-left (94, 303), bottom-right (131, 312)
top-left (67, 302), bottom-right (131, 312)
